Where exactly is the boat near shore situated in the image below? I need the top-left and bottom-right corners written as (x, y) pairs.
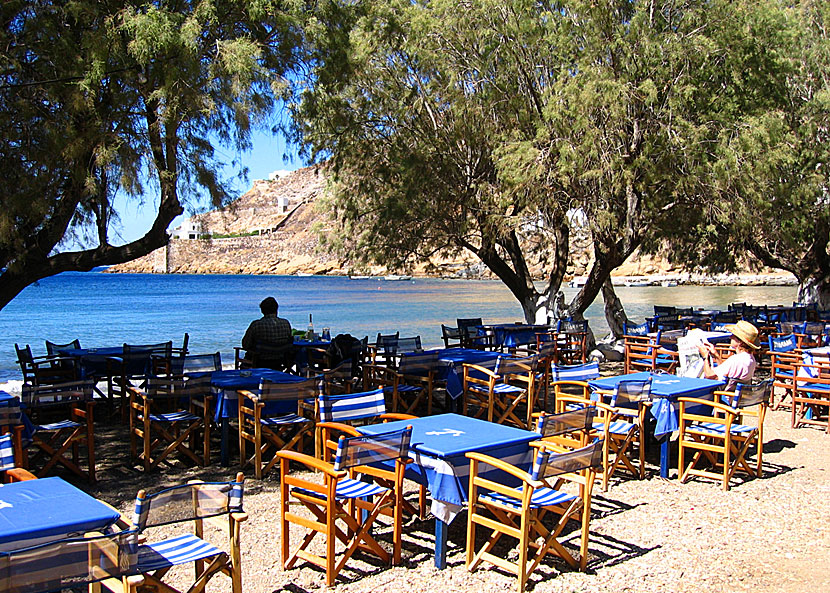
top-left (383, 274), bottom-right (412, 281)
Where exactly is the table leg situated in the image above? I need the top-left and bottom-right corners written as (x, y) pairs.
top-left (659, 435), bottom-right (670, 478)
top-left (221, 417), bottom-right (229, 467)
top-left (434, 517), bottom-right (448, 569)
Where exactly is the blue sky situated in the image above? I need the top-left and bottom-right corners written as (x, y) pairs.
top-left (115, 128), bottom-right (303, 244)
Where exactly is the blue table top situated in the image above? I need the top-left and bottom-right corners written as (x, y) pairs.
top-left (208, 368), bottom-right (303, 391)
top-left (433, 348), bottom-right (502, 365)
top-left (360, 413), bottom-right (539, 459)
top-left (589, 372), bottom-right (725, 398)
top-left (0, 477), bottom-right (121, 550)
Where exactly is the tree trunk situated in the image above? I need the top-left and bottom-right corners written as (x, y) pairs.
top-left (601, 279), bottom-right (630, 339)
top-left (798, 273), bottom-right (830, 309)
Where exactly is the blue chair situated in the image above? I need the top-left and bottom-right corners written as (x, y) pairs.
top-left (678, 381), bottom-right (770, 490)
top-left (315, 388), bottom-right (416, 459)
top-left (278, 426), bottom-right (413, 586)
top-left (544, 361), bottom-right (601, 413)
top-left (0, 530), bottom-right (143, 593)
top-left (592, 378), bottom-right (652, 490)
top-left (131, 474), bottom-right (246, 593)
top-left (466, 440), bottom-right (603, 589)
top-left (462, 357), bottom-right (536, 428)
top-left (21, 380), bottom-right (96, 482)
top-left (622, 321), bottom-right (650, 337)
top-left (128, 356), bottom-right (217, 471)
top-left (238, 376), bottom-right (320, 478)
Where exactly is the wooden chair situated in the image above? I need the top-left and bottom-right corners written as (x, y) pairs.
top-left (131, 474), bottom-right (247, 593)
top-left (107, 341), bottom-right (173, 417)
top-left (277, 426), bottom-right (412, 586)
top-left (0, 432), bottom-right (36, 482)
top-left (792, 359), bottom-right (830, 434)
top-left (624, 332), bottom-right (678, 374)
top-left (542, 361), bottom-right (600, 413)
top-left (466, 440), bottom-right (603, 591)
top-left (397, 350), bottom-right (439, 414)
top-left (457, 318), bottom-right (492, 349)
top-left (1, 530), bottom-right (144, 593)
top-left (21, 380), bottom-right (96, 482)
top-left (555, 319), bottom-right (589, 364)
top-left (128, 371), bottom-right (213, 471)
top-left (15, 343), bottom-right (78, 386)
top-left (592, 378), bottom-right (652, 491)
top-left (678, 381), bottom-right (771, 490)
top-left (463, 357), bottom-right (537, 429)
top-left (238, 376), bottom-right (319, 478)
top-left (767, 333), bottom-right (800, 410)
top-left (535, 407), bottom-right (596, 450)
top-left (441, 323), bottom-right (463, 348)
top-left (315, 388), bottom-right (416, 459)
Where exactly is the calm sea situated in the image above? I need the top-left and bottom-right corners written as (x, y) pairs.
top-left (0, 271), bottom-right (796, 382)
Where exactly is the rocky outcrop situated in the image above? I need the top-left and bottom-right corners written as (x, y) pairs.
top-left (109, 166), bottom-right (796, 285)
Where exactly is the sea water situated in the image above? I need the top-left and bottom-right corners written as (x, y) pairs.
top-left (0, 271), bottom-right (796, 382)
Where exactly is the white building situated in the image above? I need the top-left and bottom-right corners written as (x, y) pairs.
top-left (170, 220), bottom-right (203, 240)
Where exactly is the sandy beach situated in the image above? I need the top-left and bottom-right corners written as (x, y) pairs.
top-left (5, 361), bottom-right (824, 593)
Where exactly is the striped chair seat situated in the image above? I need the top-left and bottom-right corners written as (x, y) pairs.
top-left (688, 421), bottom-right (755, 435)
top-left (481, 487), bottom-right (577, 510)
top-left (592, 420), bottom-right (635, 435)
top-left (293, 476), bottom-right (389, 501)
top-left (137, 533), bottom-right (223, 571)
top-left (37, 419), bottom-right (82, 431)
top-left (468, 383), bottom-right (526, 395)
top-left (775, 368), bottom-right (795, 378)
top-left (260, 413), bottom-right (309, 426)
top-left (147, 411), bottom-right (200, 423)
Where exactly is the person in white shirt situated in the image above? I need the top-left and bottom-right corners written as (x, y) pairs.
top-left (697, 319), bottom-right (759, 387)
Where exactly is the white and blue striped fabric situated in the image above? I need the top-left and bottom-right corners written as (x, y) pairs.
top-left (333, 426), bottom-right (412, 471)
top-left (293, 477), bottom-right (390, 502)
top-left (137, 533), bottom-right (222, 571)
top-left (551, 362), bottom-right (600, 382)
top-left (317, 389), bottom-right (387, 423)
top-left (688, 421), bottom-right (755, 435)
top-left (0, 434), bottom-right (16, 471)
top-left (147, 410), bottom-right (200, 423)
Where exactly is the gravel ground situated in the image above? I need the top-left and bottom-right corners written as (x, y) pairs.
top-left (66, 370), bottom-right (830, 593)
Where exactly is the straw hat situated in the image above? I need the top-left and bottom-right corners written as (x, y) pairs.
top-left (725, 320), bottom-right (760, 350)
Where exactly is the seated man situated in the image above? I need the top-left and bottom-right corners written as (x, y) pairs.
top-left (697, 319), bottom-right (759, 388)
top-left (242, 297), bottom-right (294, 371)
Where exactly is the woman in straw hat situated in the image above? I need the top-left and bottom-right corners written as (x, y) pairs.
top-left (697, 320), bottom-right (760, 385)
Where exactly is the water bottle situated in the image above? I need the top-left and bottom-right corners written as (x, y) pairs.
top-left (306, 313), bottom-right (314, 340)
top-left (322, 327), bottom-right (331, 341)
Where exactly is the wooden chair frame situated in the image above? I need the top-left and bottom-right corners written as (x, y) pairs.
top-left (277, 428), bottom-right (410, 586)
top-left (678, 392), bottom-right (768, 491)
top-left (465, 441), bottom-right (601, 592)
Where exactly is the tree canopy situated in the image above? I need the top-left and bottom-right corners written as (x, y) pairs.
top-left (0, 0), bottom-right (303, 309)
top-left (293, 0), bottom-right (808, 324)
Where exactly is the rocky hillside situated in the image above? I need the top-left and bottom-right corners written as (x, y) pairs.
top-left (110, 166), bottom-right (794, 284)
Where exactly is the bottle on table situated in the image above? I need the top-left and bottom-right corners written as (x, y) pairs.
top-left (306, 314), bottom-right (314, 340)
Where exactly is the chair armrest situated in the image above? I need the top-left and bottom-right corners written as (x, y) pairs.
top-left (380, 413), bottom-right (418, 421)
top-left (4, 468), bottom-right (37, 482)
top-left (466, 451), bottom-right (533, 484)
top-left (276, 449), bottom-right (346, 478)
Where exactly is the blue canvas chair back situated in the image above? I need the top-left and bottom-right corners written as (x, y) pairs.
top-left (132, 478), bottom-right (243, 530)
top-left (557, 319), bottom-right (588, 333)
top-left (333, 426), bottom-right (412, 471)
top-left (551, 361), bottom-right (599, 382)
top-left (530, 440), bottom-right (603, 481)
top-left (0, 529), bottom-right (140, 593)
top-left (711, 321), bottom-right (730, 331)
top-left (318, 388), bottom-right (387, 423)
top-left (623, 322), bottom-right (649, 336)
top-left (536, 408), bottom-right (596, 438)
top-left (44, 339), bottom-right (81, 356)
top-left (610, 378), bottom-right (652, 408)
top-left (714, 312), bottom-right (737, 323)
top-left (722, 380), bottom-right (772, 409)
top-left (768, 333), bottom-right (797, 353)
top-left (654, 305), bottom-right (676, 317)
top-left (398, 350), bottom-right (439, 376)
top-left (0, 434), bottom-right (16, 471)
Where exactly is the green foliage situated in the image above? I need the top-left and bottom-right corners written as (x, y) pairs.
top-left (0, 0), bottom-right (303, 308)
